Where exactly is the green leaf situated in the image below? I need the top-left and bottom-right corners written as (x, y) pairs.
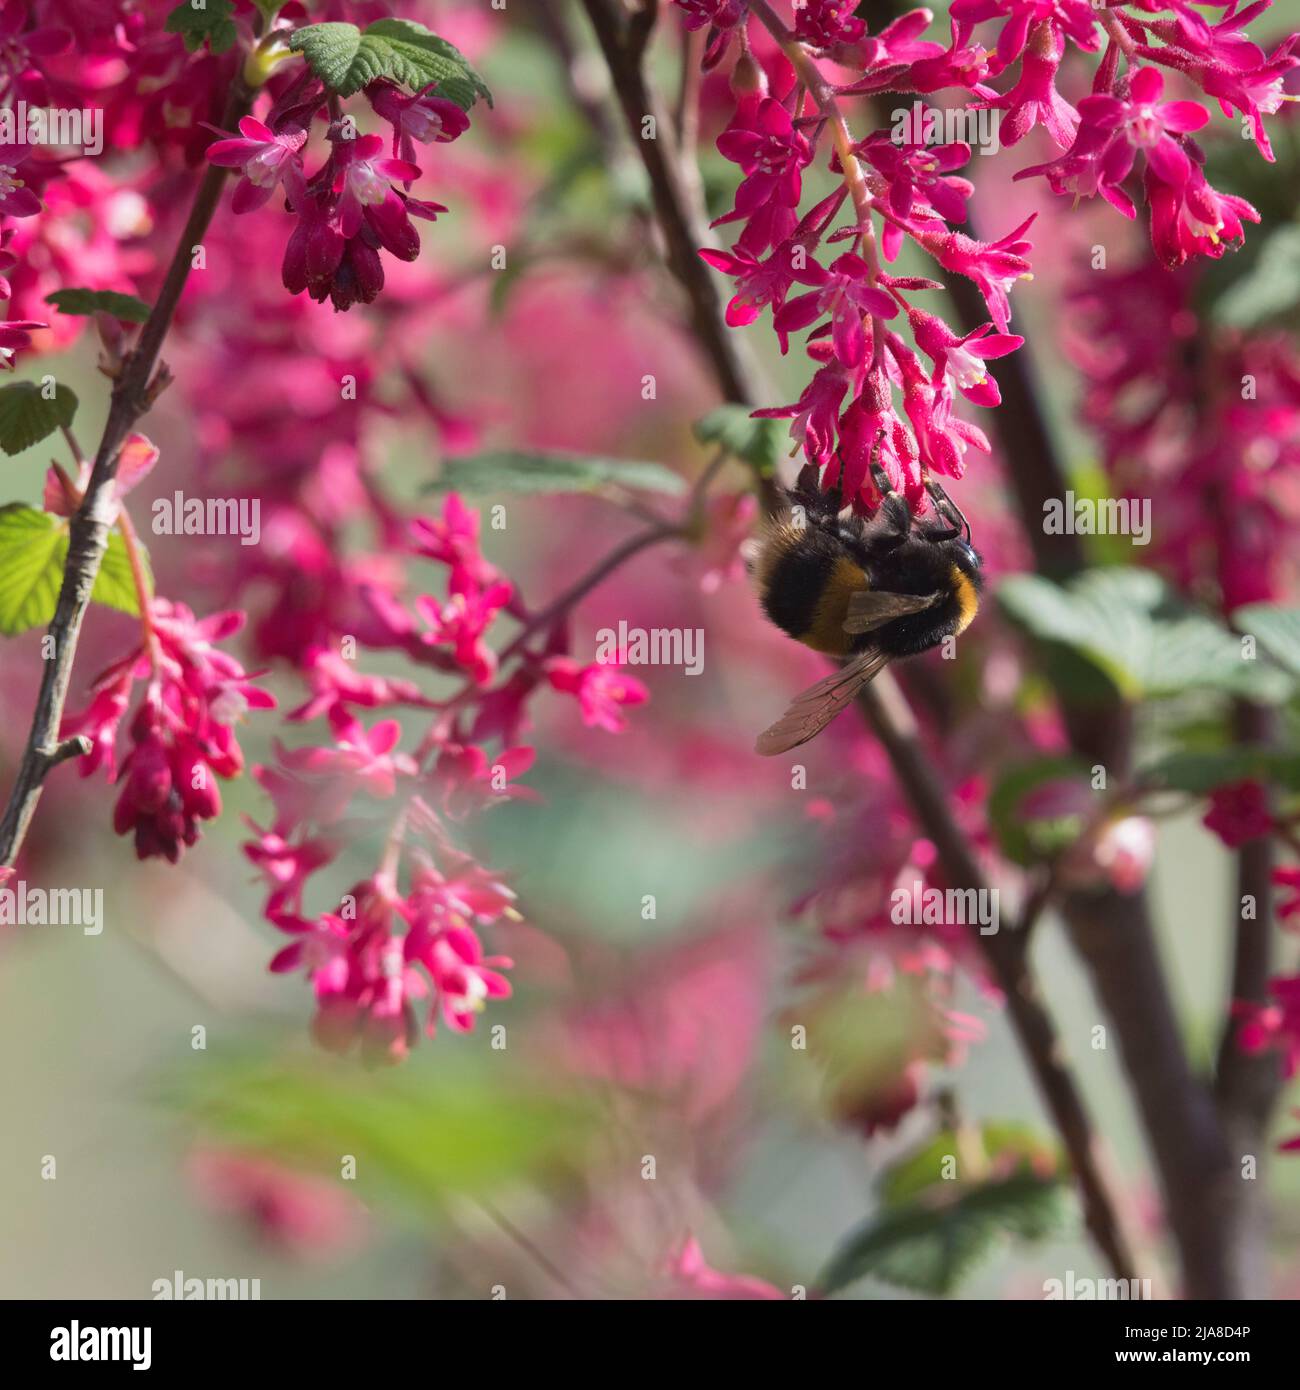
top-left (288, 19), bottom-right (492, 108)
top-left (0, 506), bottom-right (145, 635)
top-left (0, 380), bottom-right (78, 455)
top-left (1138, 747), bottom-right (1300, 795)
top-left (997, 568), bottom-right (1286, 702)
top-left (987, 756), bottom-right (1093, 867)
top-left (164, 0), bottom-right (238, 55)
top-left (174, 1051), bottom-right (594, 1211)
top-left (250, 0), bottom-right (283, 19)
top-left (45, 288), bottom-right (151, 324)
top-left (820, 1172), bottom-right (1069, 1297)
top-left (93, 530), bottom-right (148, 619)
top-left (694, 405), bottom-right (783, 477)
top-left (1235, 603), bottom-right (1300, 680)
top-left (0, 505), bottom-right (63, 634)
top-left (1213, 225), bottom-right (1300, 331)
top-left (879, 1124), bottom-right (1063, 1208)
top-left (426, 450), bottom-right (685, 498)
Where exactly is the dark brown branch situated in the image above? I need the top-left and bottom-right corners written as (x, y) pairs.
top-left (858, 677), bottom-right (1144, 1283)
top-left (583, 0), bottom-right (1140, 1286)
top-left (0, 76), bottom-right (253, 865)
top-left (578, 0), bottom-right (779, 514)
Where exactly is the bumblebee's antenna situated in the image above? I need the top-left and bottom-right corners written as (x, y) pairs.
top-left (923, 475), bottom-right (971, 543)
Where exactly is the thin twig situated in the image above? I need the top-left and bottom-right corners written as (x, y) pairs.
top-left (0, 75), bottom-right (253, 865)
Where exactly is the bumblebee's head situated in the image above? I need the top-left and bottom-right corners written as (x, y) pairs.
top-left (953, 537), bottom-right (982, 581)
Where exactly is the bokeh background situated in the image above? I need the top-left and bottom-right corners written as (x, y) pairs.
top-left (1, 0), bottom-right (1299, 1298)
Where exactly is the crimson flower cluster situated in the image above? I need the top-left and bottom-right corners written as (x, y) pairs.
top-left (62, 597), bottom-right (276, 864)
top-left (240, 493), bottom-right (648, 1063)
top-left (681, 0), bottom-right (1299, 514)
top-left (206, 74), bottom-right (470, 311)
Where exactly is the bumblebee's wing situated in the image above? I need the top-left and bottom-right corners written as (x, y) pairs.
top-left (754, 647), bottom-right (892, 756)
top-left (842, 588), bottom-right (941, 635)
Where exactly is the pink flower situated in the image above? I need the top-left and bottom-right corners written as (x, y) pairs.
top-left (774, 251), bottom-right (898, 367)
top-left (188, 1147), bottom-right (367, 1257)
top-left (279, 711), bottom-right (417, 817)
top-left (409, 493), bottom-right (500, 588)
top-left (1092, 816), bottom-right (1157, 894)
top-left (859, 133), bottom-right (973, 260)
top-left (753, 362), bottom-right (850, 467)
top-left (205, 116), bottom-right (308, 214)
top-left (1148, 164), bottom-right (1260, 269)
top-left (0, 142), bottom-right (43, 217)
top-left (434, 742), bottom-right (537, 820)
top-left (0, 315), bottom-right (42, 368)
top-left (66, 599), bottom-right (275, 862)
top-left (1203, 780), bottom-right (1273, 848)
top-left (0, 0), bottom-right (71, 105)
top-left (1234, 974), bottom-right (1300, 1078)
top-left (672, 0), bottom-right (746, 35)
top-left (545, 656), bottom-right (650, 733)
top-left (406, 921), bottom-right (513, 1034)
top-left (332, 133), bottom-right (422, 241)
top-left (1115, 67), bottom-right (1212, 192)
top-left (794, 0), bottom-right (866, 49)
top-left (415, 572), bottom-right (513, 685)
top-left (1188, 33), bottom-right (1300, 161)
top-left (713, 98), bottom-right (812, 255)
top-left (907, 308), bottom-right (1022, 407)
top-left (984, 20), bottom-right (1079, 149)
top-left (367, 78), bottom-right (471, 164)
top-left (918, 214), bottom-right (1035, 332)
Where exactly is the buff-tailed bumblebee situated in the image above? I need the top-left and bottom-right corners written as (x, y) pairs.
top-left (751, 443), bottom-right (982, 755)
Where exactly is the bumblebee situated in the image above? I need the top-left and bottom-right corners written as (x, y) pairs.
top-left (752, 445), bottom-right (982, 755)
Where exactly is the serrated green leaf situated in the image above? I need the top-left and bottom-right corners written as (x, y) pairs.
top-left (0, 505), bottom-right (63, 634)
top-left (288, 19), bottom-right (492, 109)
top-left (165, 0), bottom-right (238, 55)
top-left (426, 450), bottom-right (685, 498)
top-left (0, 380), bottom-right (78, 455)
top-left (997, 568), bottom-right (1286, 702)
top-left (1235, 603), bottom-right (1300, 680)
top-left (820, 1172), bottom-right (1069, 1296)
top-left (45, 288), bottom-right (151, 324)
top-left (93, 530), bottom-right (147, 619)
top-left (0, 505), bottom-right (146, 635)
top-left (694, 405), bottom-right (783, 477)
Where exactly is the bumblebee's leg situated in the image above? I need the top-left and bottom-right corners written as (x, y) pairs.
top-left (868, 434), bottom-right (913, 538)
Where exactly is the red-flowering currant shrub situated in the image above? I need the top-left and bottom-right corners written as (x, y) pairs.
top-left (2, 0), bottom-right (1300, 1303)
